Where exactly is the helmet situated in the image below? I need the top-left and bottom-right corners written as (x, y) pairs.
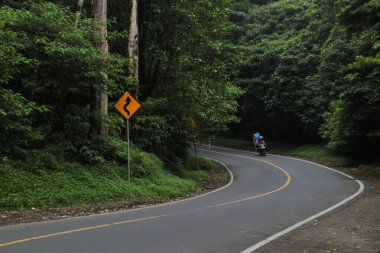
top-left (259, 136), bottom-right (264, 140)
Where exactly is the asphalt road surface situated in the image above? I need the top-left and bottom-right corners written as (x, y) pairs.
top-left (0, 145), bottom-right (363, 253)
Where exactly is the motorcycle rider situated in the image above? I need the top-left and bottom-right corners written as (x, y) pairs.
top-left (258, 136), bottom-right (265, 145)
top-left (252, 132), bottom-right (260, 144)
top-left (256, 136), bottom-right (266, 155)
top-left (258, 135), bottom-right (266, 146)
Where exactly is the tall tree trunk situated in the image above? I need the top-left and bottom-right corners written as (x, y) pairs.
top-left (91, 0), bottom-right (108, 136)
top-left (128, 0), bottom-right (139, 98)
top-left (75, 0), bottom-right (85, 27)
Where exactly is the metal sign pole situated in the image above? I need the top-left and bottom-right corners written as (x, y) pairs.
top-left (193, 140), bottom-right (200, 170)
top-left (127, 119), bottom-right (131, 183)
top-left (114, 91), bottom-right (141, 184)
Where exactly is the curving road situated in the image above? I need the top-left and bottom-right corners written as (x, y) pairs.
top-left (0, 145), bottom-right (363, 253)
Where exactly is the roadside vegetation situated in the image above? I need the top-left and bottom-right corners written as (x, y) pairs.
top-left (0, 0), bottom-right (378, 212)
top-left (213, 137), bottom-right (380, 174)
top-left (229, 0), bottom-right (379, 163)
top-left (0, 1), bottom-right (237, 211)
top-left (218, 0), bottom-right (379, 174)
top-left (0, 139), bottom-right (212, 211)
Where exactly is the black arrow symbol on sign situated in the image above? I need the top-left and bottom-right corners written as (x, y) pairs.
top-left (123, 96), bottom-right (131, 116)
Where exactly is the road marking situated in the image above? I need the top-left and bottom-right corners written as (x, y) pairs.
top-left (0, 224), bottom-right (112, 247)
top-left (241, 180), bottom-right (364, 253)
top-left (199, 149), bottom-right (292, 208)
top-left (203, 144), bottom-right (354, 179)
top-left (0, 215), bottom-right (168, 247)
top-left (200, 145), bottom-right (366, 252)
top-left (0, 149), bottom-right (291, 248)
top-left (269, 154), bottom-right (355, 179)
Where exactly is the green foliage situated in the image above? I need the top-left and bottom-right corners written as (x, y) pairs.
top-left (0, 161), bottom-right (185, 210)
top-left (285, 144), bottom-right (353, 166)
top-left (0, 2), bottom-right (129, 158)
top-left (359, 163), bottom-right (380, 175)
top-left (320, 0), bottom-right (380, 160)
top-left (0, 1), bottom-right (237, 211)
top-left (179, 169), bottom-right (208, 183)
top-left (214, 137), bottom-right (353, 166)
top-left (0, 143), bottom-right (216, 210)
top-left (167, 154), bottom-right (211, 183)
top-left (213, 137), bottom-right (254, 151)
top-left (1, 1), bottom-right (242, 168)
top-left (186, 155), bottom-right (213, 171)
top-left (138, 0), bottom-right (242, 159)
top-left (229, 0), bottom-right (380, 161)
top-left (230, 0), bottom-right (333, 141)
top-left (0, 88), bottom-right (48, 156)
top-left (133, 98), bottom-right (173, 154)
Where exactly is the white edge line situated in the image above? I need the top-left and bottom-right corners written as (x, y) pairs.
top-left (124, 157), bottom-right (234, 208)
top-left (2, 158), bottom-right (234, 228)
top-left (240, 180), bottom-right (364, 253)
top-left (200, 157), bottom-right (234, 192)
top-left (209, 144), bottom-right (366, 253)
top-left (270, 154), bottom-right (355, 179)
top-left (205, 146), bottom-right (364, 253)
top-left (204, 144), bottom-right (355, 179)
top-left (203, 145), bottom-right (364, 253)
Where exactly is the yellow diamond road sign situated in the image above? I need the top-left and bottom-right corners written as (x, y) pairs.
top-left (114, 92), bottom-right (141, 120)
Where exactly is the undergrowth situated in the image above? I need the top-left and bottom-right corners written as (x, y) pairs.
top-left (0, 138), bottom-right (212, 211)
top-left (213, 137), bottom-right (379, 174)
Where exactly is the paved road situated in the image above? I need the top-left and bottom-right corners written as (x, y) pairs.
top-left (0, 145), bottom-right (362, 253)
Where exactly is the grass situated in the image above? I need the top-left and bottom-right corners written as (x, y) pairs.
top-left (213, 137), bottom-right (353, 167)
top-left (276, 144), bottom-right (353, 166)
top-left (359, 163), bottom-right (380, 174)
top-left (212, 137), bottom-right (254, 151)
top-left (0, 147), bottom-right (213, 211)
top-left (178, 155), bottom-right (211, 181)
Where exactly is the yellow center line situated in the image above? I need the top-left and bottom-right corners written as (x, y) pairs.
top-left (0, 149), bottom-right (291, 248)
top-left (0, 216), bottom-right (167, 247)
top-left (0, 224), bottom-right (112, 247)
top-left (198, 149), bottom-right (292, 208)
top-left (112, 214), bottom-right (167, 225)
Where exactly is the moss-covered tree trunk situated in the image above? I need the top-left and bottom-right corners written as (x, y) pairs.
top-left (91, 0), bottom-right (108, 136)
top-left (128, 0), bottom-right (139, 98)
top-left (75, 0), bottom-right (85, 26)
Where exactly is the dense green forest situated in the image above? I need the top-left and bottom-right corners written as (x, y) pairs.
top-left (229, 0), bottom-right (379, 161)
top-left (0, 0), bottom-right (379, 209)
top-left (0, 0), bottom-right (240, 209)
top-left (0, 0), bottom-right (241, 162)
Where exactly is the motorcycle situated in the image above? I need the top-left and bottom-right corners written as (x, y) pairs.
top-left (256, 143), bottom-right (266, 156)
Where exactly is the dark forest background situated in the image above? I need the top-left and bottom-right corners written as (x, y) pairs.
top-left (0, 0), bottom-right (379, 171)
top-left (228, 0), bottom-right (379, 162)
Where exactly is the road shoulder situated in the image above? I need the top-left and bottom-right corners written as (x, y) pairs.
top-left (259, 166), bottom-right (380, 253)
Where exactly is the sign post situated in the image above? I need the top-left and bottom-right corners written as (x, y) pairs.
top-left (193, 140), bottom-right (200, 171)
top-left (127, 119), bottom-right (130, 183)
top-left (114, 91), bottom-right (141, 183)
top-left (191, 119), bottom-right (200, 170)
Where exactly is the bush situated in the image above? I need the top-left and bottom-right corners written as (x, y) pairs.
top-left (0, 2), bottom-right (130, 156)
top-left (0, 144), bottom-right (208, 210)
